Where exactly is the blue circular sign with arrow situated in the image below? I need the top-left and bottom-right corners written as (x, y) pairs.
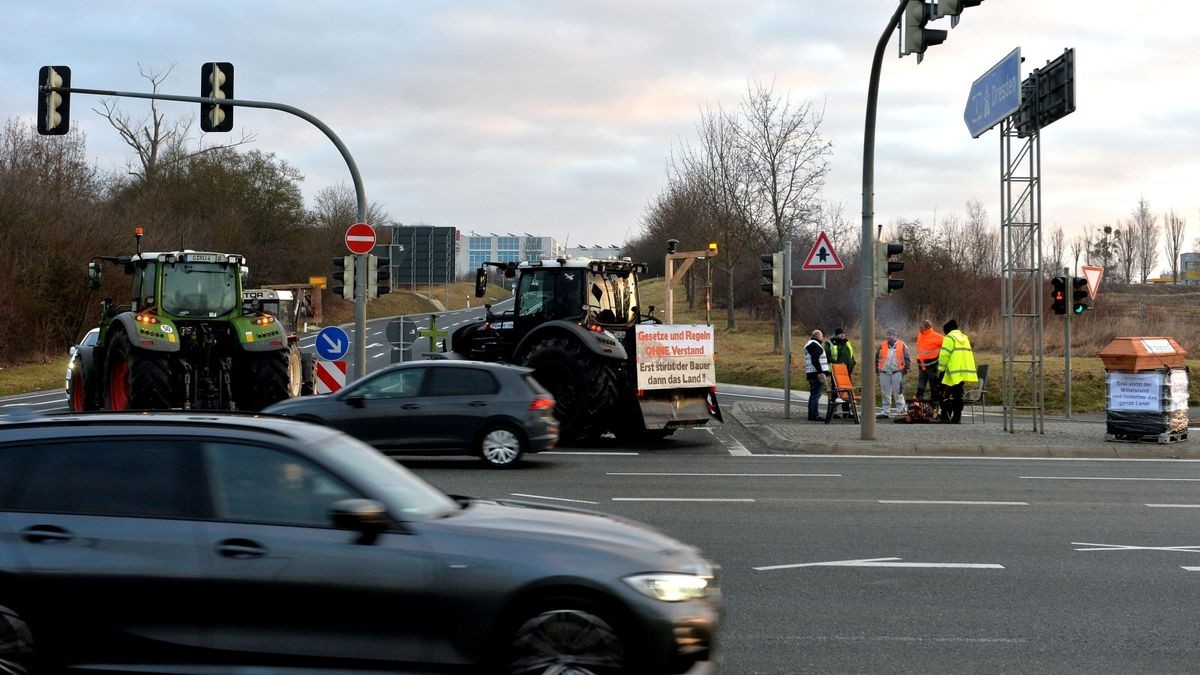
top-left (315, 326), bottom-right (349, 361)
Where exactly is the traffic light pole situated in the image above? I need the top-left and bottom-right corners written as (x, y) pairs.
top-left (49, 85), bottom-right (371, 380)
top-left (1063, 266), bottom-right (1072, 418)
top-left (861, 0), bottom-right (911, 440)
top-left (783, 243), bottom-right (793, 420)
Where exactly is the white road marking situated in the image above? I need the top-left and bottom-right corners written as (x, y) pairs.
top-left (542, 451), bottom-right (639, 456)
top-left (0, 390), bottom-right (65, 402)
top-left (755, 556), bottom-right (1005, 571)
top-left (612, 498), bottom-right (754, 502)
top-left (371, 352), bottom-right (385, 359)
top-left (880, 500), bottom-right (1029, 506)
top-left (1146, 504), bottom-right (1200, 508)
top-left (3, 399), bottom-right (66, 409)
top-left (1072, 542), bottom-right (1200, 552)
top-left (1022, 476), bottom-right (1200, 481)
top-left (703, 426), bottom-right (752, 455)
top-left (1183, 567), bottom-right (1200, 571)
top-left (366, 342), bottom-right (382, 348)
top-left (510, 493), bottom-right (599, 505)
top-left (608, 472), bottom-right (840, 477)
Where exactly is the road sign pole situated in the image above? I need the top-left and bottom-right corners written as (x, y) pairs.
top-left (783, 241), bottom-right (792, 420)
top-left (1063, 266), bottom-right (1072, 418)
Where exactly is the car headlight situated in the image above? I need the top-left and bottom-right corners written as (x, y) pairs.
top-left (623, 573), bottom-right (709, 602)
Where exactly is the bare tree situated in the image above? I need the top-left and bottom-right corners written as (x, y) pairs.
top-left (1048, 225), bottom-right (1065, 277)
top-left (1129, 196), bottom-right (1159, 283)
top-left (1068, 234), bottom-right (1086, 273)
top-left (962, 198), bottom-right (998, 277)
top-left (94, 63), bottom-right (255, 184)
top-left (1163, 209), bottom-right (1186, 283)
top-left (1115, 227), bottom-right (1136, 283)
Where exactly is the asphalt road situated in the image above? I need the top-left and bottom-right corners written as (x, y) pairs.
top-left (407, 431), bottom-right (1200, 674)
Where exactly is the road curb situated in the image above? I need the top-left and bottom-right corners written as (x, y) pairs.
top-left (727, 402), bottom-right (1200, 460)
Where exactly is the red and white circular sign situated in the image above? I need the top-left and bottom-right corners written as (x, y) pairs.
top-left (344, 223), bottom-right (376, 255)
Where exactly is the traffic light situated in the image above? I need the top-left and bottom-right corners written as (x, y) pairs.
top-left (332, 255), bottom-right (354, 301)
top-left (1050, 276), bottom-right (1067, 315)
top-left (903, 1), bottom-right (947, 62)
top-left (759, 251), bottom-right (785, 298)
top-left (200, 62), bottom-right (234, 132)
top-left (936, 0), bottom-right (984, 25)
top-left (368, 254), bottom-right (391, 299)
top-left (874, 241), bottom-right (904, 297)
top-left (1071, 276), bottom-right (1089, 314)
top-left (37, 66), bottom-right (71, 135)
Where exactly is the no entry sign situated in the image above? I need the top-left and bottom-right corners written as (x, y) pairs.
top-left (345, 223), bottom-right (376, 255)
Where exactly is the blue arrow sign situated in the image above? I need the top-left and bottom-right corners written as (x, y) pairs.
top-left (965, 48), bottom-right (1021, 139)
top-left (315, 326), bottom-right (349, 361)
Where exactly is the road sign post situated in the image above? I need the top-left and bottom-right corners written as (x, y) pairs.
top-left (964, 48), bottom-right (1021, 138)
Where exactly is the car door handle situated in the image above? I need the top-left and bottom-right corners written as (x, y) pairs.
top-left (215, 538), bottom-right (268, 559)
top-left (21, 525), bottom-right (72, 544)
top-left (469, 401), bottom-right (487, 407)
top-left (400, 403), bottom-right (420, 410)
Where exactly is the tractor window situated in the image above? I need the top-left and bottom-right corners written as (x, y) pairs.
top-left (518, 269), bottom-right (584, 320)
top-left (161, 262), bottom-right (239, 318)
top-left (589, 272), bottom-right (637, 325)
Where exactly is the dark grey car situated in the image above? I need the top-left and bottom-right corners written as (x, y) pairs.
top-left (0, 412), bottom-right (719, 673)
top-left (263, 360), bottom-right (558, 467)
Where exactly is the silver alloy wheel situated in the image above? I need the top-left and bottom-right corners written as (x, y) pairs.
top-left (509, 608), bottom-right (625, 675)
top-left (481, 427), bottom-right (522, 466)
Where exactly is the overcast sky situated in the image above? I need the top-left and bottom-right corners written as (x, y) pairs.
top-left (5, 1), bottom-right (1197, 260)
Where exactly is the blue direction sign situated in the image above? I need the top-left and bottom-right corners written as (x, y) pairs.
top-left (315, 326), bottom-right (349, 361)
top-left (965, 48), bottom-right (1021, 139)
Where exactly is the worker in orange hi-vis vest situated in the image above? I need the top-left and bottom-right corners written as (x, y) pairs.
top-left (914, 319), bottom-right (944, 403)
top-left (874, 328), bottom-right (911, 419)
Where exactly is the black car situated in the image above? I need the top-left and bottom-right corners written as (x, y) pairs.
top-left (0, 412), bottom-right (718, 673)
top-left (263, 360), bottom-right (558, 467)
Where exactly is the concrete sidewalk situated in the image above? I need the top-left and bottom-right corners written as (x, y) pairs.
top-left (724, 391), bottom-right (1199, 460)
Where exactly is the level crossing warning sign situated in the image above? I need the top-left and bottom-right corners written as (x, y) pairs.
top-left (801, 231), bottom-right (843, 271)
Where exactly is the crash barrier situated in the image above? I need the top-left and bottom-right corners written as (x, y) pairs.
top-left (1099, 337), bottom-right (1189, 444)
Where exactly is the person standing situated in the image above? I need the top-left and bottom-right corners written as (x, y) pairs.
top-left (824, 327), bottom-right (856, 376)
top-left (874, 328), bottom-right (910, 419)
top-left (804, 329), bottom-right (830, 422)
top-left (938, 319), bottom-right (978, 424)
top-left (914, 319), bottom-right (944, 402)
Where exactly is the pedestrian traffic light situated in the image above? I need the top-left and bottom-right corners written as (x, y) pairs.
top-left (903, 1), bottom-right (947, 62)
top-left (874, 241), bottom-right (904, 297)
top-left (1071, 276), bottom-right (1089, 314)
top-left (37, 66), bottom-right (71, 136)
top-left (200, 62), bottom-right (234, 132)
top-left (1050, 276), bottom-right (1067, 315)
top-left (368, 254), bottom-right (391, 299)
top-left (332, 255), bottom-right (354, 301)
top-left (759, 251), bottom-right (785, 298)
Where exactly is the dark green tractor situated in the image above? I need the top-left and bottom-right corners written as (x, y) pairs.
top-left (72, 229), bottom-right (292, 412)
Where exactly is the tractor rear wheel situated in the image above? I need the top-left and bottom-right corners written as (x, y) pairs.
top-left (236, 350), bottom-right (292, 411)
top-left (522, 337), bottom-right (617, 443)
top-left (105, 329), bottom-right (172, 411)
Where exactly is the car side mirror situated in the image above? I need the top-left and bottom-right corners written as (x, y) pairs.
top-left (330, 499), bottom-right (391, 544)
top-left (344, 393), bottom-right (365, 408)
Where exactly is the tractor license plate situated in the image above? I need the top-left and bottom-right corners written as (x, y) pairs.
top-left (184, 253), bottom-right (221, 263)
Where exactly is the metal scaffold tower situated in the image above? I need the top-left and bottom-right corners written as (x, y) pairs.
top-left (999, 116), bottom-right (1044, 433)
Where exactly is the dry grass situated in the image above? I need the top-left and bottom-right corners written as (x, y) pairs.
top-left (0, 362), bottom-right (65, 398)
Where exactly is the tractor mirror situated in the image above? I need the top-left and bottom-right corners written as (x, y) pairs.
top-left (87, 262), bottom-right (101, 289)
top-left (504, 262), bottom-right (517, 279)
top-left (474, 267), bottom-right (487, 298)
top-left (240, 265), bottom-right (249, 285)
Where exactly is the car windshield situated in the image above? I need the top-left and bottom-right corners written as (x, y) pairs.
top-left (588, 271), bottom-right (638, 325)
top-left (311, 429), bottom-right (460, 519)
top-left (161, 262), bottom-right (239, 318)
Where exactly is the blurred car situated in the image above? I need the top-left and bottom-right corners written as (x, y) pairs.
top-left (263, 360), bottom-right (558, 467)
top-left (0, 412), bottom-right (719, 673)
top-left (64, 328), bottom-right (99, 412)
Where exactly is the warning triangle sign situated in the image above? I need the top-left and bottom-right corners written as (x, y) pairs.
top-left (1082, 265), bottom-right (1103, 299)
top-left (802, 231), bottom-right (843, 271)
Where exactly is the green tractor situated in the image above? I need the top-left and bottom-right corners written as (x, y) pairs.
top-left (72, 229), bottom-right (292, 411)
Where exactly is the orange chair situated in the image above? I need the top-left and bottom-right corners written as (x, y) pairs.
top-left (825, 363), bottom-right (860, 424)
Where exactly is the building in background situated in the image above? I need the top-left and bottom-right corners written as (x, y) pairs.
top-left (1180, 252), bottom-right (1200, 286)
top-left (455, 233), bottom-right (563, 278)
top-left (384, 225), bottom-right (457, 289)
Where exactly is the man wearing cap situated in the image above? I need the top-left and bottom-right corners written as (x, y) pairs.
top-left (825, 327), bottom-right (856, 417)
top-left (914, 319), bottom-right (944, 403)
top-left (938, 319), bottom-right (978, 424)
top-left (803, 329), bottom-right (830, 422)
top-left (874, 327), bottom-right (910, 419)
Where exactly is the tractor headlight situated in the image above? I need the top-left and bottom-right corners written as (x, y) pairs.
top-left (623, 573), bottom-right (709, 602)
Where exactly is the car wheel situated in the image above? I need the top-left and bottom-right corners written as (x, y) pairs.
top-left (507, 603), bottom-right (627, 675)
top-left (478, 424), bottom-right (525, 468)
top-left (0, 604), bottom-right (34, 674)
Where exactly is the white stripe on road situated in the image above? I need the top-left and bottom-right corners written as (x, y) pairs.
top-left (1146, 504), bottom-right (1200, 508)
top-left (1021, 476), bottom-right (1200, 482)
top-left (608, 472), bottom-right (840, 477)
top-left (880, 500), bottom-right (1029, 506)
top-left (542, 451), bottom-right (639, 456)
top-left (511, 493), bottom-right (599, 505)
top-left (754, 557), bottom-right (1005, 571)
top-left (612, 498), bottom-right (754, 502)
top-left (1183, 567), bottom-right (1200, 571)
top-left (371, 352), bottom-right (385, 359)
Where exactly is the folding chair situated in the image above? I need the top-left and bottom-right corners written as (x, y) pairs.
top-left (961, 364), bottom-right (989, 423)
top-left (825, 363), bottom-right (861, 424)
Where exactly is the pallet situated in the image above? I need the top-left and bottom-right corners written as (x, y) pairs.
top-left (1105, 430), bottom-right (1188, 444)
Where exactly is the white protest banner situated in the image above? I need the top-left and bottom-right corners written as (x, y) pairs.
top-left (635, 324), bottom-right (715, 390)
